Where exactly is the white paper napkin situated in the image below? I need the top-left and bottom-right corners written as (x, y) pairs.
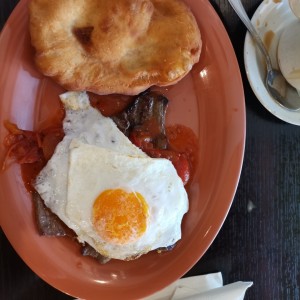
top-left (143, 272), bottom-right (253, 300)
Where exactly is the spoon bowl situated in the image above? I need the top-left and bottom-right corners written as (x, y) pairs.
top-left (267, 69), bottom-right (300, 111)
top-left (228, 0), bottom-right (300, 111)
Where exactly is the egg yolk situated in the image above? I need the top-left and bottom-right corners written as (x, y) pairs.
top-left (92, 189), bottom-right (148, 245)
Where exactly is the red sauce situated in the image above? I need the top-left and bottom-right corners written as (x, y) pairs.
top-left (167, 125), bottom-right (198, 185)
top-left (21, 161), bottom-right (46, 192)
top-left (18, 106), bottom-right (64, 192)
top-left (166, 124), bottom-right (198, 176)
top-left (129, 123), bottom-right (198, 185)
top-left (4, 94), bottom-right (198, 189)
top-left (89, 93), bottom-right (134, 117)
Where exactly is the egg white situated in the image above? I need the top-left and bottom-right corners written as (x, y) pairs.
top-left (66, 140), bottom-right (188, 260)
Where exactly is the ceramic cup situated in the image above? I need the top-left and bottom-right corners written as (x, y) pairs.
top-left (277, 20), bottom-right (300, 91)
top-left (289, 0), bottom-right (300, 19)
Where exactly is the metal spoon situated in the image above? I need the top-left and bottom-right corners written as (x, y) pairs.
top-left (228, 0), bottom-right (300, 111)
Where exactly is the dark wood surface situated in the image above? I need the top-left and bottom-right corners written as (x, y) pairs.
top-left (1, 0), bottom-right (300, 299)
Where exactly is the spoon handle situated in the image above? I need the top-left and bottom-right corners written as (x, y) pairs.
top-left (227, 0), bottom-right (272, 72)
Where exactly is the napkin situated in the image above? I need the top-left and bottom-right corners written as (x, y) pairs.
top-left (143, 272), bottom-right (253, 300)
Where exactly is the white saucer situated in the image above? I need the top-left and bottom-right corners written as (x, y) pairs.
top-left (244, 0), bottom-right (300, 125)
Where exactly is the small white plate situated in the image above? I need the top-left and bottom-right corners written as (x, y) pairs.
top-left (244, 0), bottom-right (300, 125)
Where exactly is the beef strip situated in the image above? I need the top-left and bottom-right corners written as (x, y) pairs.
top-left (112, 90), bottom-right (169, 149)
top-left (81, 244), bottom-right (111, 264)
top-left (32, 191), bottom-right (73, 237)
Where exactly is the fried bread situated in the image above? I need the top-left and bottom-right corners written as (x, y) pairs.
top-left (29, 0), bottom-right (202, 95)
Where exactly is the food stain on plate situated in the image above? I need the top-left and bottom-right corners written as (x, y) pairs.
top-left (263, 30), bottom-right (275, 52)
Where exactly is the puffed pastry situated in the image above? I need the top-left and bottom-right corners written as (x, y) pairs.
top-left (29, 0), bottom-right (202, 95)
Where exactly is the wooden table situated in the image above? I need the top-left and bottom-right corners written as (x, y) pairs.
top-left (1, 0), bottom-right (300, 299)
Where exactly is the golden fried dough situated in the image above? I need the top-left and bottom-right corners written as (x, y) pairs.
top-left (29, 0), bottom-right (202, 95)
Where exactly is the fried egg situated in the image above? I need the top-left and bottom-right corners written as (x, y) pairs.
top-left (67, 140), bottom-right (188, 259)
top-left (34, 91), bottom-right (188, 260)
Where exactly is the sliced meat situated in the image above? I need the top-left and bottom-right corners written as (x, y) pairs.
top-left (81, 244), bottom-right (111, 264)
top-left (32, 191), bottom-right (74, 237)
top-left (112, 90), bottom-right (169, 150)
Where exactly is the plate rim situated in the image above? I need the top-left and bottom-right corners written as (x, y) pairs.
top-left (0, 0), bottom-right (246, 298)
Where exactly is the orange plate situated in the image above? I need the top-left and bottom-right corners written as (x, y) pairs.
top-left (0, 0), bottom-right (245, 299)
